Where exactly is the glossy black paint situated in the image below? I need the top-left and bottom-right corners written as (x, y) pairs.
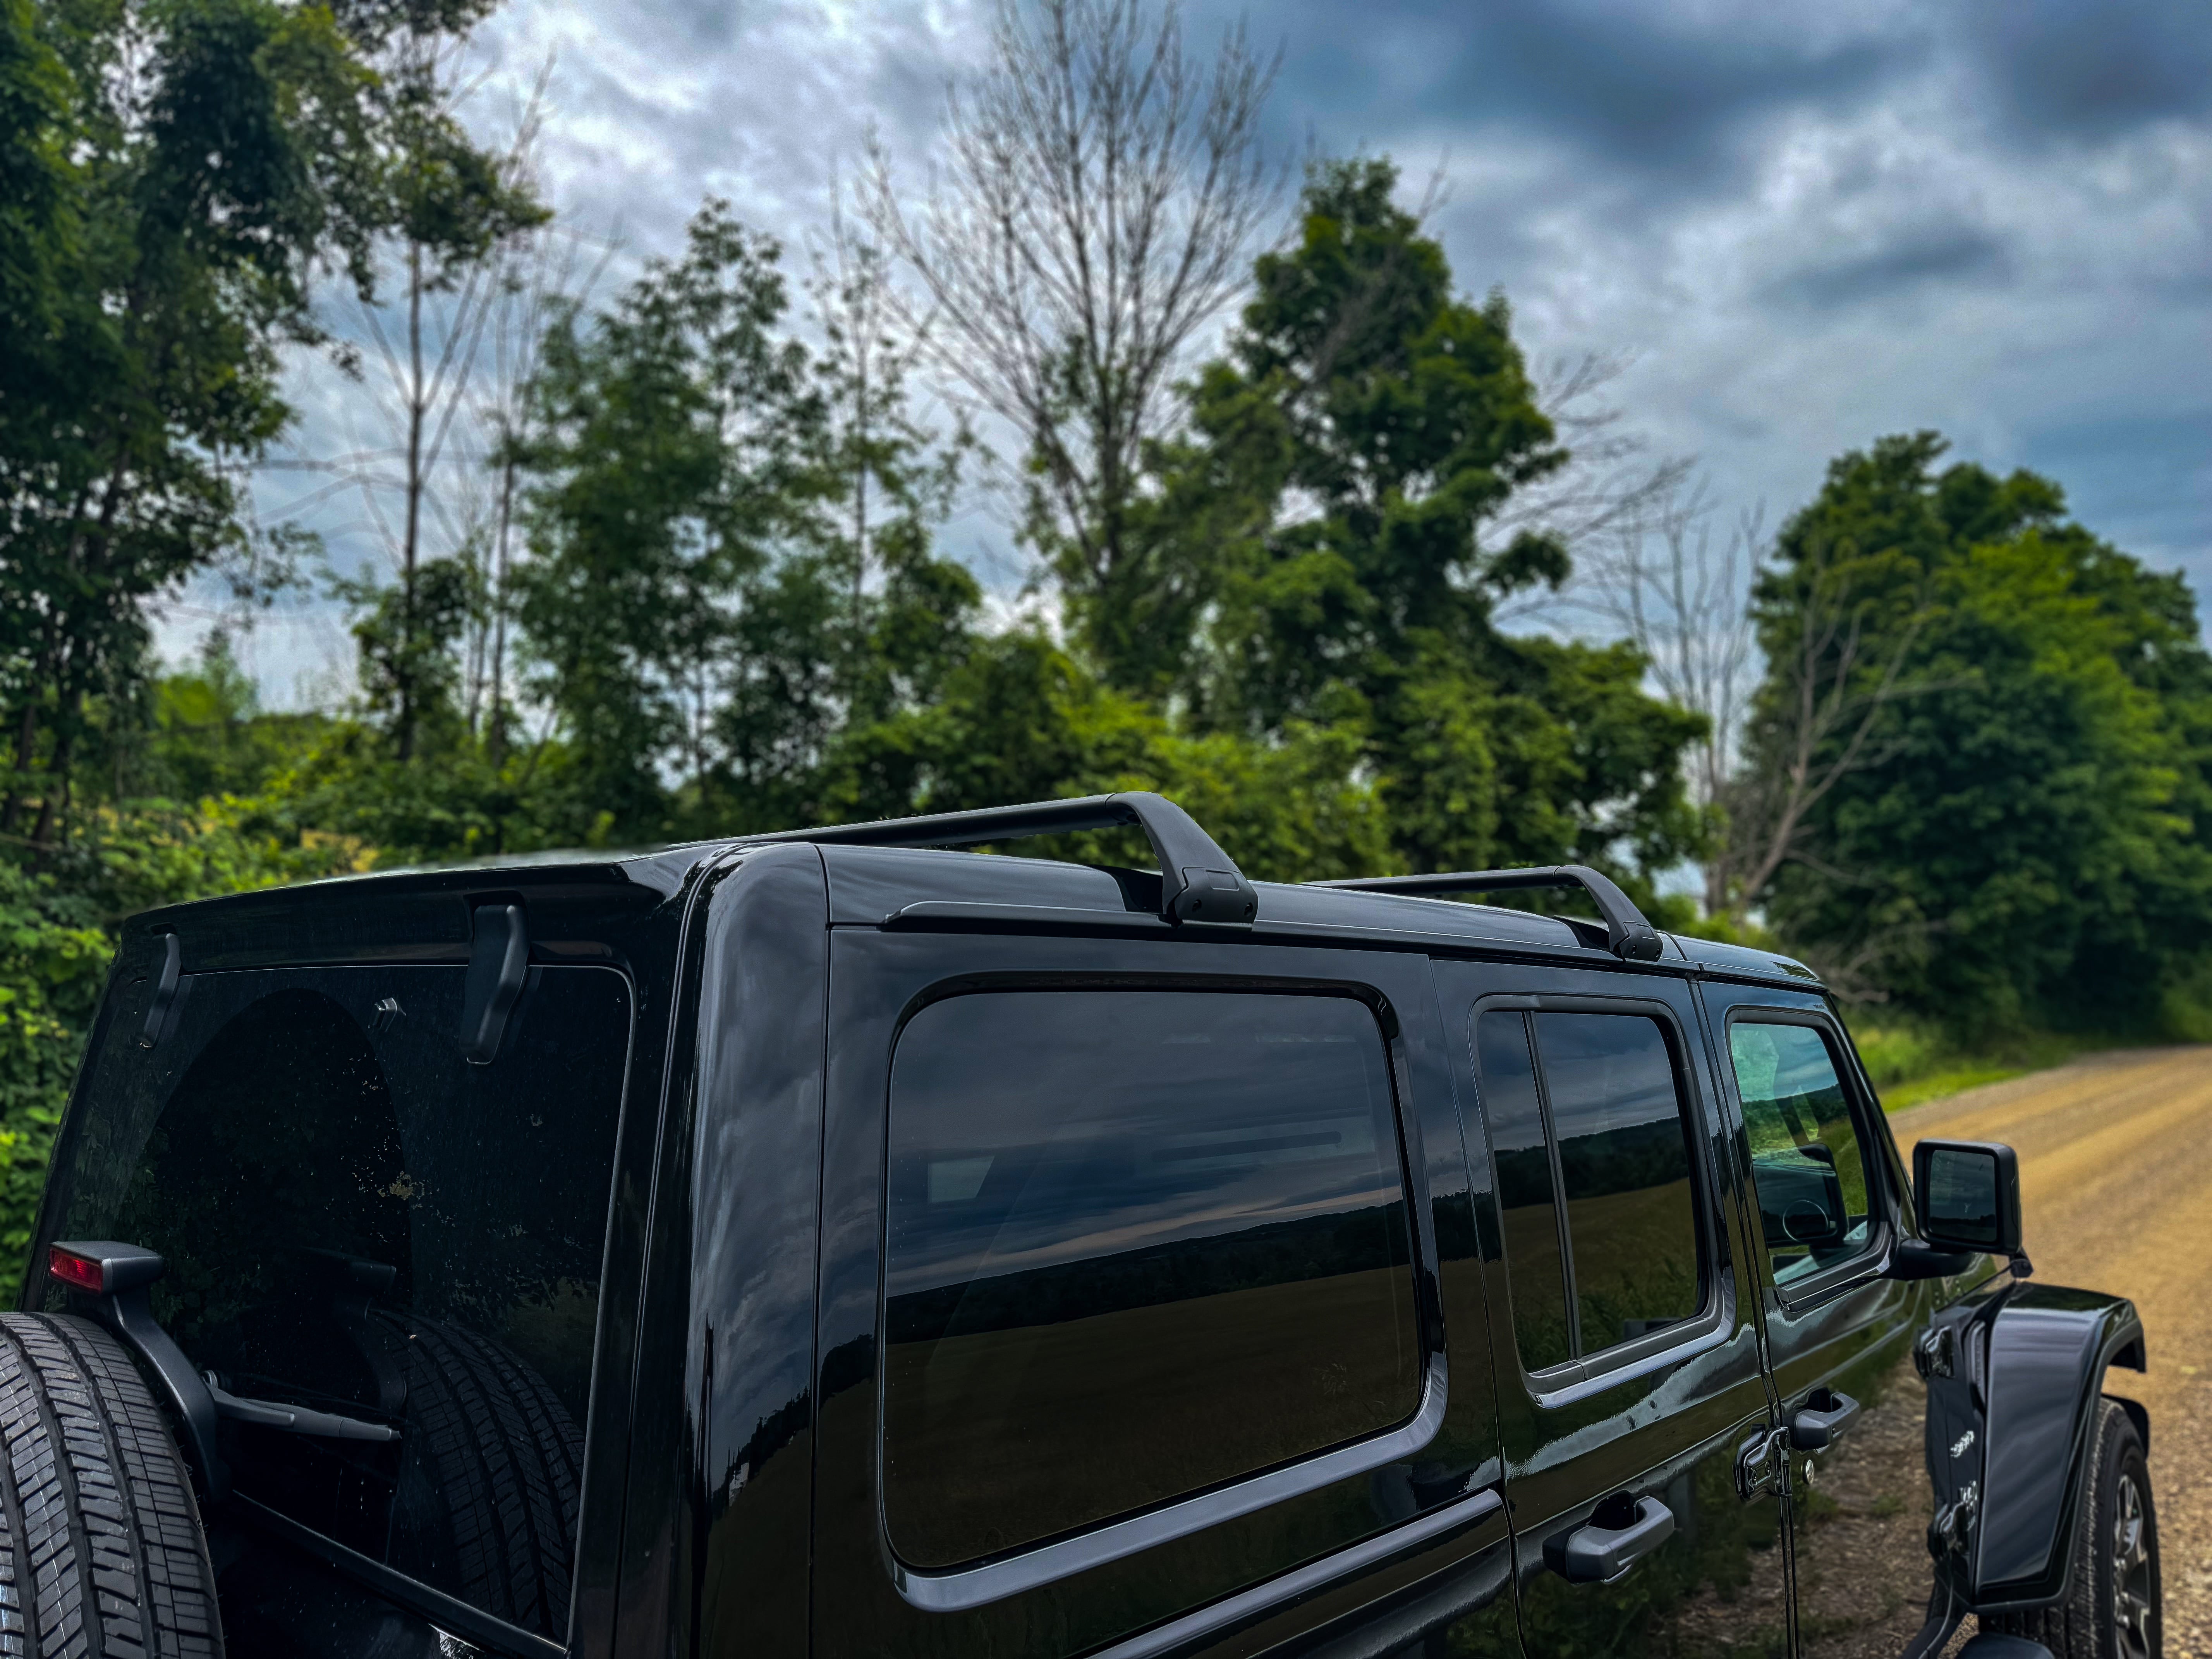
top-left (676, 845), bottom-right (828, 1657)
top-left (613, 843), bottom-right (824, 1659)
top-left (31, 854), bottom-right (697, 1659)
top-left (1439, 960), bottom-right (1792, 1659)
top-left (1963, 1281), bottom-right (2148, 1611)
top-left (38, 831), bottom-right (2160, 1659)
top-left (809, 926), bottom-right (1508, 1657)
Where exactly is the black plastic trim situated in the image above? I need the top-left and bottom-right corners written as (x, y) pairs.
top-left (1969, 1285), bottom-right (2149, 1613)
top-left (57, 1240), bottom-right (228, 1502)
top-left (879, 902), bottom-right (1174, 938)
top-left (137, 933), bottom-right (181, 1049)
top-left (461, 902), bottom-right (530, 1063)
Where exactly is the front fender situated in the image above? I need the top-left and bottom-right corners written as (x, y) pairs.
top-left (1951, 1281), bottom-right (2147, 1613)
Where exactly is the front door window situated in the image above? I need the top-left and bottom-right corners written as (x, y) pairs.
top-left (1729, 1020), bottom-right (1876, 1288)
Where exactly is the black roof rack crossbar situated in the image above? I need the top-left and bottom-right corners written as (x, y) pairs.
top-left (740, 791), bottom-right (1258, 925)
top-left (1307, 865), bottom-right (1665, 961)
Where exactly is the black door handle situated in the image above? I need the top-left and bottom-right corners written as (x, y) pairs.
top-left (1545, 1493), bottom-right (1676, 1583)
top-left (1791, 1387), bottom-right (1861, 1450)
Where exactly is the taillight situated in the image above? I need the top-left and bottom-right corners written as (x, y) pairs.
top-left (48, 1245), bottom-right (104, 1294)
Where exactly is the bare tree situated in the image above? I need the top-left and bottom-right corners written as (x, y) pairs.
top-left (462, 221), bottom-right (617, 760)
top-left (257, 56), bottom-right (551, 755)
top-left (1585, 481), bottom-right (1938, 925)
top-left (1489, 350), bottom-right (1692, 628)
top-left (860, 0), bottom-right (1282, 610)
top-left (1716, 538), bottom-right (1935, 926)
top-left (806, 192), bottom-right (966, 634)
top-left (1583, 480), bottom-right (1767, 825)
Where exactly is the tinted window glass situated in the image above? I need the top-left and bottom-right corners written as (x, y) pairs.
top-left (1532, 1012), bottom-right (1701, 1352)
top-left (53, 966), bottom-right (628, 1643)
top-left (1475, 1012), bottom-right (1571, 1372)
top-left (883, 990), bottom-right (1420, 1569)
top-left (1730, 1021), bottom-right (1874, 1285)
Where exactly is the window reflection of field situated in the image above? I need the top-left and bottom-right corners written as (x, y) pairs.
top-left (883, 1267), bottom-right (1421, 1568)
top-left (1504, 1181), bottom-right (1701, 1370)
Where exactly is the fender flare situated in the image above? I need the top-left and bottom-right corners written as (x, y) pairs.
top-left (1968, 1282), bottom-right (2147, 1614)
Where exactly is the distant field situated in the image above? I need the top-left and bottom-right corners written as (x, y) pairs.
top-left (1500, 1179), bottom-right (1701, 1363)
top-left (883, 1265), bottom-right (1422, 1568)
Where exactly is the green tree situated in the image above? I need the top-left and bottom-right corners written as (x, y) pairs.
top-left (511, 201), bottom-right (982, 845)
top-left (1135, 159), bottom-right (1705, 885)
top-left (818, 630), bottom-right (1396, 882)
top-left (0, 0), bottom-right (527, 849)
top-left (1750, 432), bottom-right (2212, 1031)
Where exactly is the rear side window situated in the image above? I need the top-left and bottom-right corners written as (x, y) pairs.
top-left (49, 965), bottom-right (629, 1644)
top-left (1474, 1008), bottom-right (1704, 1374)
top-left (882, 989), bottom-right (1420, 1570)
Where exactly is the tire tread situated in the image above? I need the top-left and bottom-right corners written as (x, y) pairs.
top-left (0, 1313), bottom-right (221, 1659)
top-left (374, 1314), bottom-right (579, 1642)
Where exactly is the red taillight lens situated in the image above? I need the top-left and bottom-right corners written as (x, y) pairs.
top-left (48, 1247), bottom-right (103, 1294)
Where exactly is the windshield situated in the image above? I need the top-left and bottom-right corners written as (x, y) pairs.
top-left (42, 962), bottom-right (632, 1644)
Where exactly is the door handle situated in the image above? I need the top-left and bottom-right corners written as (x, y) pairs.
top-left (1791, 1387), bottom-right (1861, 1450)
top-left (1545, 1493), bottom-right (1676, 1583)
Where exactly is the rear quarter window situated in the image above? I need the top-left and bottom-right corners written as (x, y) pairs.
top-left (881, 988), bottom-right (1422, 1568)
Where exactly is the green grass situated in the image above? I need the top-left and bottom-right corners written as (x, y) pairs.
top-left (1844, 1021), bottom-right (2124, 1113)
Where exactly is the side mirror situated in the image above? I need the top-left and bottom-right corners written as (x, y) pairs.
top-left (1913, 1139), bottom-right (2023, 1257)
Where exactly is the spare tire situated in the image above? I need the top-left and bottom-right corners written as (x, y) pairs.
top-left (0, 1312), bottom-right (223, 1657)
top-left (378, 1316), bottom-right (582, 1641)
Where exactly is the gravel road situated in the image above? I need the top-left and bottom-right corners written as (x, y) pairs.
top-left (1893, 1045), bottom-right (2212, 1658)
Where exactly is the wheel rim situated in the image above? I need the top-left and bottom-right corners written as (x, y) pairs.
top-left (2112, 1470), bottom-right (2155, 1659)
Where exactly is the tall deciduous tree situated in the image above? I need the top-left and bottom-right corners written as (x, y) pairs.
top-left (0, 0), bottom-right (525, 845)
top-left (512, 201), bottom-right (980, 844)
top-left (1750, 433), bottom-right (2212, 1028)
top-left (862, 0), bottom-right (1281, 688)
top-left (1142, 159), bottom-right (1706, 883)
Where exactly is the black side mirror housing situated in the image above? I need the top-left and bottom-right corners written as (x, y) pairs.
top-left (1913, 1139), bottom-right (2024, 1257)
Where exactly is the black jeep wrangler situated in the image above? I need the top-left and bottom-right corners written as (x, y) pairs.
top-left (12, 793), bottom-right (2156, 1658)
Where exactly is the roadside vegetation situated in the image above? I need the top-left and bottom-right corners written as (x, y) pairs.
top-left (6, 0), bottom-right (2211, 1279)
top-left (1847, 1022), bottom-right (2133, 1115)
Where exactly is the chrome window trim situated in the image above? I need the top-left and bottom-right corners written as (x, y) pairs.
top-left (1085, 1480), bottom-right (1505, 1659)
top-left (889, 1351), bottom-right (1449, 1612)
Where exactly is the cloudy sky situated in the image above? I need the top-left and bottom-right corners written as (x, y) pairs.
top-left (222, 0), bottom-right (2211, 702)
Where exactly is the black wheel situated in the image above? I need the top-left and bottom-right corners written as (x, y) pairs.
top-left (1987, 1397), bottom-right (2160, 1659)
top-left (377, 1316), bottom-right (582, 1642)
top-left (0, 1312), bottom-right (223, 1657)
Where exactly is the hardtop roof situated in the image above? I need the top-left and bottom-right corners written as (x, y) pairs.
top-left (122, 837), bottom-right (1824, 992)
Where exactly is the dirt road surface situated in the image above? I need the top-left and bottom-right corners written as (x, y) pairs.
top-left (1894, 1046), bottom-right (2212, 1657)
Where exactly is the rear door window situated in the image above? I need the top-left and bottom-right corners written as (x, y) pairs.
top-left (45, 964), bottom-right (630, 1645)
top-left (882, 989), bottom-right (1420, 1569)
top-left (1473, 1007), bottom-right (1705, 1374)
